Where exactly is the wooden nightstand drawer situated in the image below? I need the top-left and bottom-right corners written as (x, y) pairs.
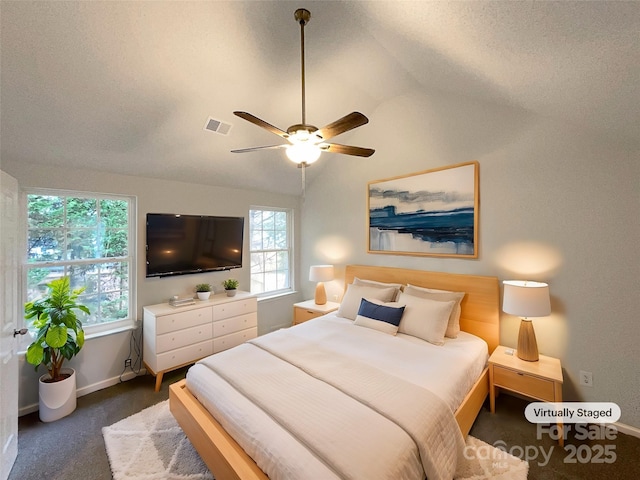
top-left (493, 365), bottom-right (555, 401)
top-left (292, 300), bottom-right (340, 326)
top-left (294, 307), bottom-right (322, 324)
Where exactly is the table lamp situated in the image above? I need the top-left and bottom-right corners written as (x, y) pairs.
top-left (309, 265), bottom-right (334, 305)
top-left (502, 280), bottom-right (551, 362)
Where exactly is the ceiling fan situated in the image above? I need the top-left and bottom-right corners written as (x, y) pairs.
top-left (231, 8), bottom-right (375, 168)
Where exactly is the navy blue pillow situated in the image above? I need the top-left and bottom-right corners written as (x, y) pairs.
top-left (357, 298), bottom-right (405, 326)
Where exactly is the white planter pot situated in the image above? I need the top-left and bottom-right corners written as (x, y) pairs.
top-left (38, 367), bottom-right (77, 422)
top-left (196, 291), bottom-right (211, 300)
top-left (225, 289), bottom-right (237, 297)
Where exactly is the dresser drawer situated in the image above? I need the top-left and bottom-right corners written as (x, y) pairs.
top-left (213, 327), bottom-right (257, 353)
top-left (156, 323), bottom-right (213, 354)
top-left (156, 308), bottom-right (212, 335)
top-left (156, 340), bottom-right (213, 371)
top-left (493, 365), bottom-right (555, 401)
top-left (213, 312), bottom-right (257, 337)
top-left (213, 297), bottom-right (257, 321)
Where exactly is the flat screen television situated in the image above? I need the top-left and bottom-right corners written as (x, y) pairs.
top-left (146, 213), bottom-right (244, 278)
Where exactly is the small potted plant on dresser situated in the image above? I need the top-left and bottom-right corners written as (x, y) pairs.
top-left (223, 278), bottom-right (239, 297)
top-left (195, 283), bottom-right (212, 300)
top-left (24, 277), bottom-right (90, 422)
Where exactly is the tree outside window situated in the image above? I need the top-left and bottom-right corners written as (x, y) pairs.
top-left (249, 208), bottom-right (292, 295)
top-left (26, 192), bottom-right (134, 329)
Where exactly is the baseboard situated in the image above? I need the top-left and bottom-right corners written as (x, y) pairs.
top-left (19, 369), bottom-right (147, 417)
top-left (614, 421), bottom-right (640, 439)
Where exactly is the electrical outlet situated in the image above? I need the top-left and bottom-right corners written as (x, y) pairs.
top-left (580, 370), bottom-right (593, 387)
top-left (124, 359), bottom-right (132, 368)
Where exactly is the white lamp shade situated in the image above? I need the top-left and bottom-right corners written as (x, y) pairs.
top-left (309, 265), bottom-right (334, 282)
top-left (503, 281), bottom-right (551, 318)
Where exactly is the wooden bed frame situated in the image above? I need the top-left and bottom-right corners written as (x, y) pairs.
top-left (170, 265), bottom-right (500, 480)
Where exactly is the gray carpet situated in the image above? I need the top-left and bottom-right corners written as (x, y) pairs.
top-left (9, 367), bottom-right (640, 480)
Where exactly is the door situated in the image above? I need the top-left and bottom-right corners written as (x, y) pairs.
top-left (0, 171), bottom-right (19, 480)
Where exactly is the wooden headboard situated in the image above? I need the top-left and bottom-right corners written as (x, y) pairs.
top-left (344, 265), bottom-right (500, 353)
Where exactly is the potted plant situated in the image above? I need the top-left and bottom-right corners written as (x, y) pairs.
top-left (24, 277), bottom-right (90, 422)
top-left (223, 278), bottom-right (239, 297)
top-left (195, 283), bottom-right (212, 300)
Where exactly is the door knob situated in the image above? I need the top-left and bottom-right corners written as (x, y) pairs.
top-left (13, 328), bottom-right (28, 337)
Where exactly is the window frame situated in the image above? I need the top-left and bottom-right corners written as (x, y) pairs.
top-left (21, 187), bottom-right (137, 339)
top-left (248, 206), bottom-right (294, 298)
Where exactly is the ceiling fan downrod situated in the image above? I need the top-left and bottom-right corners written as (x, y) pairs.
top-left (294, 8), bottom-right (310, 127)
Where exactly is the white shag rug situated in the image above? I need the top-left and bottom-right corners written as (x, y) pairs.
top-left (103, 400), bottom-right (528, 480)
top-left (103, 401), bottom-right (212, 480)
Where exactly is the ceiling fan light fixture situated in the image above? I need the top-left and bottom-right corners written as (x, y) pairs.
top-left (231, 8), bottom-right (374, 176)
top-left (286, 143), bottom-right (321, 165)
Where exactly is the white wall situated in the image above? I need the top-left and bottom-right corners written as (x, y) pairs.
top-left (5, 88), bottom-right (639, 429)
top-left (2, 163), bottom-right (301, 412)
top-left (300, 90), bottom-right (640, 429)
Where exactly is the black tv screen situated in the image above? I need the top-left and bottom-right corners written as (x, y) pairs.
top-left (146, 213), bottom-right (244, 278)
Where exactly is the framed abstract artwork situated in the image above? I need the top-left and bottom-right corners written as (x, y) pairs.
top-left (368, 161), bottom-right (479, 258)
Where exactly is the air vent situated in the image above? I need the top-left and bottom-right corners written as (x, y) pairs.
top-left (204, 117), bottom-right (232, 135)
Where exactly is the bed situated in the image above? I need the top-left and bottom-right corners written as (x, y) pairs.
top-left (169, 264), bottom-right (500, 480)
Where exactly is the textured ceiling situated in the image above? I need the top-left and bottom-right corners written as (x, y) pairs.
top-left (2, 1), bottom-right (639, 195)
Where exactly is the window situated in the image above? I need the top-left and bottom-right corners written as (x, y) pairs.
top-left (249, 207), bottom-right (293, 295)
top-left (24, 190), bottom-right (135, 334)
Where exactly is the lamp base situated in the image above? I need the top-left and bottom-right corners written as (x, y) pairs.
top-left (314, 282), bottom-right (327, 305)
top-left (517, 319), bottom-right (539, 362)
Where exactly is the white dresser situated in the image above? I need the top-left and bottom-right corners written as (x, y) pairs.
top-left (143, 291), bottom-right (257, 391)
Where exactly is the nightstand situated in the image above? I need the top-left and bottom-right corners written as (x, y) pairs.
top-left (293, 299), bottom-right (340, 325)
top-left (489, 345), bottom-right (564, 445)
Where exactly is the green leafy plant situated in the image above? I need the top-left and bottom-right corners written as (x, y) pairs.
top-left (195, 283), bottom-right (212, 292)
top-left (25, 277), bottom-right (90, 382)
top-left (223, 278), bottom-right (239, 290)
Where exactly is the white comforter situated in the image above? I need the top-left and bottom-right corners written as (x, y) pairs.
top-left (186, 315), bottom-right (487, 480)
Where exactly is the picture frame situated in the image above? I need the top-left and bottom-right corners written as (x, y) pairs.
top-left (367, 161), bottom-right (479, 258)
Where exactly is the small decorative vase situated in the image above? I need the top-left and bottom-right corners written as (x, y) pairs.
top-left (225, 289), bottom-right (237, 297)
top-left (196, 291), bottom-right (211, 300)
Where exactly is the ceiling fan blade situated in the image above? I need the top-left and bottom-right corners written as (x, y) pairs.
top-left (322, 143), bottom-right (375, 157)
top-left (234, 111), bottom-right (290, 139)
top-left (317, 112), bottom-right (369, 141)
top-left (231, 144), bottom-right (288, 154)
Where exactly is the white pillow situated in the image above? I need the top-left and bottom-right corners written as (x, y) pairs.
top-left (353, 277), bottom-right (403, 301)
top-left (354, 315), bottom-right (400, 335)
top-left (337, 284), bottom-right (397, 320)
top-left (397, 292), bottom-right (455, 346)
top-left (404, 284), bottom-right (465, 338)
top-left (353, 298), bottom-right (405, 335)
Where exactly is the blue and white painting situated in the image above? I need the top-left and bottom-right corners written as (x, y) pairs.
top-left (368, 162), bottom-right (478, 258)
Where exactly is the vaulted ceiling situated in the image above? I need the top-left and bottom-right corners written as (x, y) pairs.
top-left (2, 1), bottom-right (639, 195)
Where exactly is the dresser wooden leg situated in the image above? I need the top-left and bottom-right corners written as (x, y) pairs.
top-left (154, 372), bottom-right (164, 392)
